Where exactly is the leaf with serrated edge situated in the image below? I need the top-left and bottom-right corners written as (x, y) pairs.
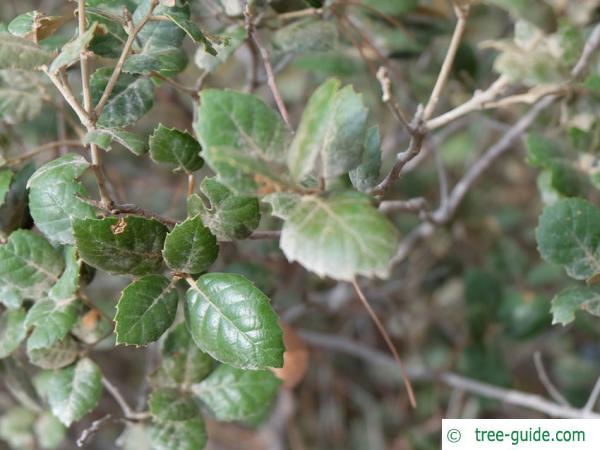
top-left (162, 323), bottom-right (214, 385)
top-left (185, 273), bottom-right (284, 370)
top-left (280, 192), bottom-right (398, 280)
top-left (0, 230), bottom-right (64, 308)
top-left (47, 358), bottom-right (102, 426)
top-left (163, 215), bottom-right (218, 274)
top-left (25, 299), bottom-right (78, 351)
top-left (115, 275), bottom-right (178, 345)
top-left (148, 417), bottom-right (206, 450)
top-left (288, 79), bottom-right (368, 181)
top-left (536, 198), bottom-right (600, 281)
top-left (551, 285), bottom-right (600, 325)
top-left (72, 216), bottom-right (168, 276)
top-left (149, 388), bottom-right (199, 421)
top-left (28, 154), bottom-right (96, 245)
top-left (0, 33), bottom-right (52, 69)
top-left (192, 364), bottom-right (281, 422)
top-left (0, 308), bottom-right (27, 358)
top-left (149, 124), bottom-right (204, 172)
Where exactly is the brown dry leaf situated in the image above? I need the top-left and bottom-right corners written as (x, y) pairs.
top-left (271, 323), bottom-right (309, 389)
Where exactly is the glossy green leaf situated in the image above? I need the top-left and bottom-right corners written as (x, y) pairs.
top-left (48, 246), bottom-right (80, 302)
top-left (192, 364), bottom-right (281, 422)
top-left (85, 128), bottom-right (146, 155)
top-left (536, 198), bottom-right (600, 281)
top-left (0, 230), bottom-right (64, 308)
top-left (149, 388), bottom-right (199, 421)
top-left (123, 45), bottom-right (187, 77)
top-left (0, 308), bottom-right (27, 358)
top-left (148, 417), bottom-right (206, 450)
top-left (162, 215), bottom-right (218, 274)
top-left (149, 124), bottom-right (204, 172)
top-left (288, 79), bottom-right (368, 181)
top-left (90, 67), bottom-right (154, 128)
top-left (27, 153), bottom-right (96, 245)
top-left (280, 192), bottom-right (398, 280)
top-left (161, 323), bottom-right (214, 385)
top-left (115, 275), bottom-right (178, 345)
top-left (27, 335), bottom-right (78, 369)
top-left (194, 25), bottom-right (246, 73)
top-left (73, 216), bottom-right (168, 276)
top-left (48, 358), bottom-right (102, 426)
top-left (194, 89), bottom-right (290, 194)
top-left (25, 299), bottom-right (78, 351)
top-left (49, 23), bottom-right (97, 73)
top-left (0, 169), bottom-right (12, 206)
top-left (34, 412), bottom-right (66, 450)
top-left (188, 178), bottom-right (260, 240)
top-left (0, 33), bottom-right (52, 69)
top-left (550, 285), bottom-right (600, 325)
top-left (349, 126), bottom-right (381, 192)
top-left (185, 273), bottom-right (284, 369)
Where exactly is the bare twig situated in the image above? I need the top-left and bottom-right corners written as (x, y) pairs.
top-left (101, 376), bottom-right (150, 421)
top-left (378, 197), bottom-right (428, 214)
top-left (4, 140), bottom-right (83, 166)
top-left (422, 3), bottom-right (470, 120)
top-left (244, 4), bottom-right (294, 133)
top-left (533, 352), bottom-right (570, 407)
top-left (42, 68), bottom-right (92, 129)
top-left (351, 279), bottom-right (417, 408)
top-left (376, 67), bottom-right (412, 134)
top-left (77, 414), bottom-right (112, 447)
top-left (278, 8), bottom-right (323, 21)
top-left (584, 376), bottom-right (600, 413)
top-left (187, 173), bottom-right (195, 197)
top-left (300, 330), bottom-right (600, 419)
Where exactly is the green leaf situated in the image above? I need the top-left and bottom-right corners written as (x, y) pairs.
top-left (0, 230), bottom-right (64, 308)
top-left (263, 192), bottom-right (301, 220)
top-left (287, 79), bottom-right (368, 181)
top-left (27, 153), bottom-right (97, 245)
top-left (188, 178), bottom-right (260, 240)
top-left (86, 7), bottom-right (128, 58)
top-left (148, 417), bottom-right (206, 450)
top-left (164, 11), bottom-right (216, 55)
top-left (25, 299), bottom-right (78, 351)
top-left (162, 215), bottom-right (218, 274)
top-left (34, 412), bottom-right (66, 450)
top-left (48, 246), bottom-right (80, 302)
top-left (115, 275), bottom-right (178, 345)
top-left (550, 285), bottom-right (600, 325)
top-left (194, 89), bottom-right (290, 194)
top-left (536, 198), bottom-right (600, 281)
top-left (273, 18), bottom-right (337, 54)
top-left (0, 70), bottom-right (44, 124)
top-left (192, 364), bottom-right (281, 422)
top-left (149, 124), bottom-right (204, 172)
top-left (349, 126), bottom-right (381, 192)
top-left (0, 168), bottom-right (12, 207)
top-left (49, 23), bottom-right (97, 73)
top-left (0, 33), bottom-right (52, 69)
top-left (48, 358), bottom-right (102, 426)
top-left (122, 45), bottom-right (187, 77)
top-left (162, 323), bottom-right (214, 385)
top-left (27, 335), bottom-right (78, 369)
top-left (0, 308), bottom-right (27, 358)
top-left (90, 67), bottom-right (154, 128)
top-left (85, 128), bottom-right (146, 155)
top-left (73, 216), bottom-right (168, 276)
top-left (194, 25), bottom-right (246, 73)
top-left (133, 0), bottom-right (189, 49)
top-left (0, 406), bottom-right (36, 449)
top-left (280, 192), bottom-right (398, 280)
top-left (8, 11), bottom-right (66, 41)
top-left (149, 388), bottom-right (199, 421)
top-left (185, 273), bottom-right (284, 370)
top-left (0, 163), bottom-right (35, 239)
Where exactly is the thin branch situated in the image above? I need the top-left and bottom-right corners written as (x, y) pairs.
top-left (101, 376), bottom-right (150, 421)
top-left (94, 0), bottom-right (158, 118)
top-left (153, 72), bottom-right (200, 99)
top-left (77, 414), bottom-right (112, 447)
top-left (583, 376), bottom-right (600, 413)
top-left (187, 173), bottom-right (195, 197)
top-left (300, 330), bottom-right (600, 419)
top-left (244, 4), bottom-right (294, 133)
top-left (378, 197), bottom-right (428, 214)
top-left (42, 68), bottom-right (92, 129)
top-left (278, 8), bottom-right (322, 21)
top-left (3, 140), bottom-right (83, 166)
top-left (422, 3), bottom-right (470, 120)
top-left (533, 352), bottom-right (570, 407)
top-left (351, 279), bottom-right (417, 408)
top-left (376, 67), bottom-right (412, 134)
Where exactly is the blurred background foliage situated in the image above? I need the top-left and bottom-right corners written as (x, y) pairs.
top-left (2, 0), bottom-right (600, 449)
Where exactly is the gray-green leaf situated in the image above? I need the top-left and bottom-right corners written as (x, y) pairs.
top-left (0, 308), bottom-right (27, 358)
top-left (149, 388), bottom-right (199, 422)
top-left (48, 358), bottom-right (102, 426)
top-left (550, 285), bottom-right (600, 325)
top-left (185, 273), bottom-right (284, 370)
top-left (164, 11), bottom-right (216, 55)
top-left (280, 192), bottom-right (398, 280)
top-left (0, 33), bottom-right (52, 69)
top-left (27, 335), bottom-right (78, 369)
top-left (161, 323), bottom-right (214, 385)
top-left (123, 45), bottom-right (187, 77)
top-left (148, 417), bottom-right (206, 450)
top-left (85, 128), bottom-right (146, 155)
top-left (349, 126), bottom-right (381, 192)
top-left (48, 246), bottom-right (80, 302)
top-left (192, 364), bottom-right (281, 422)
top-left (49, 23), bottom-right (97, 73)
top-left (25, 299), bottom-right (78, 351)
top-left (149, 124), bottom-right (204, 172)
top-left (72, 216), bottom-right (168, 276)
top-left (115, 275), bottom-right (178, 345)
top-left (162, 215), bottom-right (218, 274)
top-left (0, 169), bottom-right (12, 207)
